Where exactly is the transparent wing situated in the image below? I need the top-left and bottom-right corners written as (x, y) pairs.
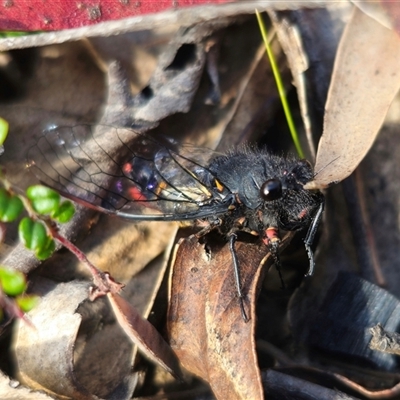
top-left (27, 124), bottom-right (232, 221)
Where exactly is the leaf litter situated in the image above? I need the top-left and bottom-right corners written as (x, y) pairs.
top-left (1, 2), bottom-right (400, 400)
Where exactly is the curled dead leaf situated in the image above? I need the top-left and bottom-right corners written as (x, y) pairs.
top-left (14, 279), bottom-right (137, 400)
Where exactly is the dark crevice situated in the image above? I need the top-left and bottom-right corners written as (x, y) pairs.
top-left (165, 44), bottom-right (197, 71)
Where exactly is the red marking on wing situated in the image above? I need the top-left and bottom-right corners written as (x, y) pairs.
top-left (126, 186), bottom-right (160, 212)
top-left (128, 186), bottom-right (147, 202)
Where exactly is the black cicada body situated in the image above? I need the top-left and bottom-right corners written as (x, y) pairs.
top-left (28, 125), bottom-right (324, 320)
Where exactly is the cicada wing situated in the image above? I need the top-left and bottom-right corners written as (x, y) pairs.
top-left (27, 124), bottom-right (232, 221)
top-left (28, 125), bottom-right (131, 210)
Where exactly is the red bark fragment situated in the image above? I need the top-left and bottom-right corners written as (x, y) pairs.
top-left (0, 0), bottom-right (233, 31)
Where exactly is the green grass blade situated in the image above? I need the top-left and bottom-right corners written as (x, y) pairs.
top-left (256, 10), bottom-right (304, 158)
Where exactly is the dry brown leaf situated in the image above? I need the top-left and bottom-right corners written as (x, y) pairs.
top-left (305, 7), bottom-right (400, 190)
top-left (108, 292), bottom-right (183, 380)
top-left (167, 235), bottom-right (274, 400)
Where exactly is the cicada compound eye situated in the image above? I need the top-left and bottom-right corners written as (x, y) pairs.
top-left (260, 178), bottom-right (282, 201)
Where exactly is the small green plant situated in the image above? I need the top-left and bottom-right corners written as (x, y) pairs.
top-left (0, 117), bottom-right (75, 323)
top-left (0, 116), bottom-right (123, 325)
top-left (0, 266), bottom-right (38, 322)
top-left (0, 179), bottom-right (76, 321)
top-left (0, 181), bottom-right (75, 260)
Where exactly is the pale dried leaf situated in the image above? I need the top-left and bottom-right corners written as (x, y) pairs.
top-left (353, 0), bottom-right (400, 33)
top-left (305, 7), bottom-right (400, 189)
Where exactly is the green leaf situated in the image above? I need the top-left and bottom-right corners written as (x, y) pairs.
top-left (19, 217), bottom-right (47, 251)
top-left (35, 237), bottom-right (55, 260)
top-left (0, 267), bottom-right (27, 296)
top-left (0, 189), bottom-right (23, 222)
top-left (51, 200), bottom-right (75, 223)
top-left (26, 185), bottom-right (60, 215)
top-left (18, 217), bottom-right (34, 248)
top-left (0, 188), bottom-right (7, 211)
top-left (0, 117), bottom-right (9, 146)
top-left (16, 295), bottom-right (39, 312)
top-left (19, 218), bottom-right (55, 260)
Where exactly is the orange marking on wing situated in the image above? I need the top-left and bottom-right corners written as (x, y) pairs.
top-left (214, 178), bottom-right (224, 192)
top-left (155, 181), bottom-right (167, 196)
